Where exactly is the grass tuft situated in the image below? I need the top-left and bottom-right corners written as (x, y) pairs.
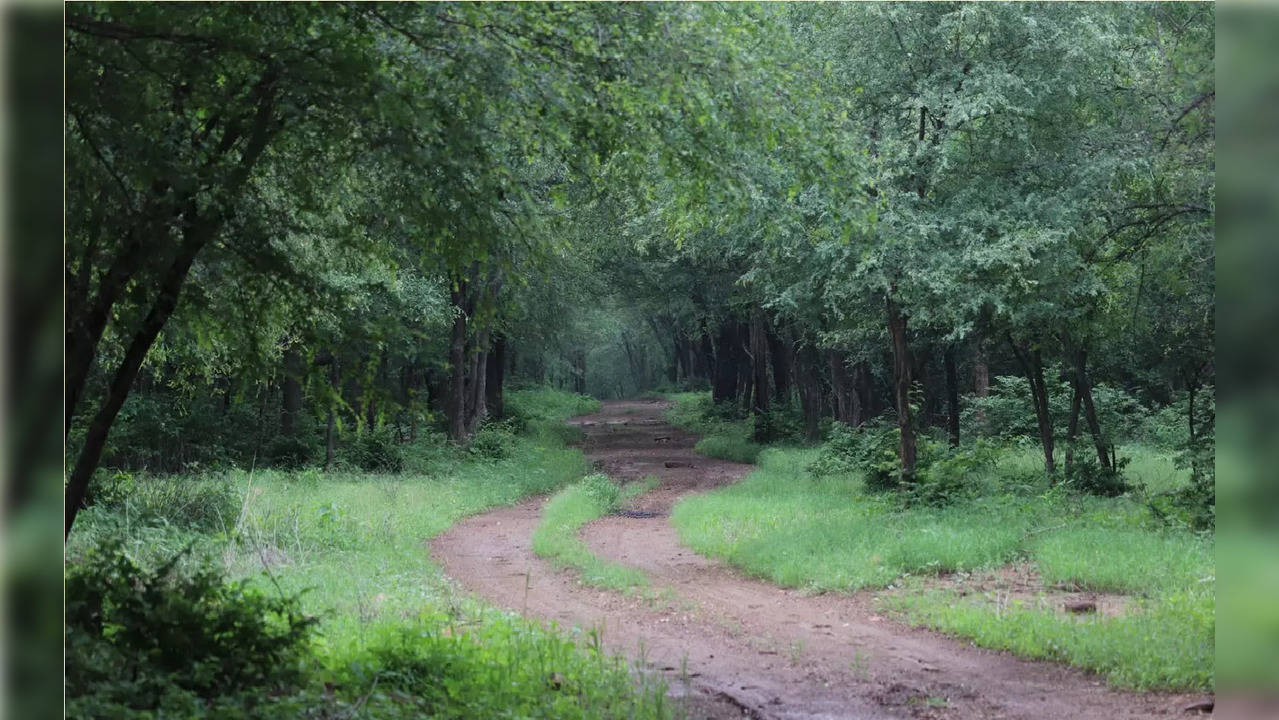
top-left (532, 474), bottom-right (656, 593)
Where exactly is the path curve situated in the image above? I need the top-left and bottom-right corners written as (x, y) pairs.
top-left (432, 400), bottom-right (1199, 719)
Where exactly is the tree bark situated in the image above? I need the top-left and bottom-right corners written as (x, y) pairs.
top-left (749, 306), bottom-right (770, 417)
top-left (826, 351), bottom-right (860, 425)
top-left (944, 345), bottom-right (960, 448)
top-left (325, 354), bottom-right (338, 471)
top-left (446, 284), bottom-right (468, 443)
top-left (795, 343), bottom-right (823, 444)
top-left (767, 328), bottom-right (793, 404)
top-left (712, 321), bottom-right (741, 404)
top-left (886, 296), bottom-right (916, 479)
top-left (973, 336), bottom-right (990, 427)
top-left (1074, 349), bottom-right (1112, 470)
top-left (1008, 337), bottom-right (1055, 473)
top-left (485, 333), bottom-right (505, 420)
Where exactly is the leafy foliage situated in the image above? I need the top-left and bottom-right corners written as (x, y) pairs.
top-left (65, 543), bottom-right (317, 716)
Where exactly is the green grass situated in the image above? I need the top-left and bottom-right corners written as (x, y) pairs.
top-left (531, 474), bottom-right (657, 593)
top-left (68, 388), bottom-right (674, 719)
top-left (670, 445), bottom-right (1214, 691)
top-left (664, 391), bottom-right (764, 463)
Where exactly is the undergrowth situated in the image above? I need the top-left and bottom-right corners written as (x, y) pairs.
top-left (664, 392), bottom-right (764, 463)
top-left (65, 388), bottom-right (673, 718)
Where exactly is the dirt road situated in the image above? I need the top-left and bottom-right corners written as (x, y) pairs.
top-left (432, 400), bottom-right (1199, 719)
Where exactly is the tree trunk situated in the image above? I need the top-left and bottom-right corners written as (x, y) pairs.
top-left (712, 321), bottom-right (740, 404)
top-left (281, 347), bottom-right (303, 437)
top-left (973, 336), bottom-right (990, 428)
top-left (1074, 349), bottom-right (1112, 470)
top-left (570, 349), bottom-right (587, 395)
top-left (796, 343), bottom-right (823, 444)
top-left (486, 333), bottom-right (506, 420)
top-left (886, 296), bottom-right (916, 479)
top-left (65, 226), bottom-right (208, 537)
top-left (325, 354), bottom-right (338, 471)
top-left (446, 285), bottom-right (468, 443)
top-left (749, 306), bottom-right (769, 417)
top-left (826, 351), bottom-right (860, 425)
top-left (768, 329), bottom-right (793, 404)
top-left (1009, 337), bottom-right (1055, 473)
top-left (1064, 380), bottom-right (1081, 476)
top-left (944, 346), bottom-right (960, 448)
top-left (466, 344), bottom-right (489, 436)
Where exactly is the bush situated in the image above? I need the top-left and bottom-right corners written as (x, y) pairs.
top-left (65, 542), bottom-right (317, 716)
top-left (753, 406), bottom-right (804, 444)
top-left (264, 433), bottom-right (313, 469)
top-left (1063, 452), bottom-right (1131, 497)
top-left (807, 420), bottom-right (899, 491)
top-left (345, 425), bottom-right (404, 472)
top-left (470, 421), bottom-right (518, 460)
top-left (908, 440), bottom-right (998, 506)
top-left (809, 420), bottom-right (996, 504)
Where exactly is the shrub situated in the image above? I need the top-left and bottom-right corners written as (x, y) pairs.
top-left (809, 421), bottom-right (996, 504)
top-left (908, 440), bottom-right (998, 506)
top-left (753, 406), bottom-right (804, 444)
top-left (345, 425), bottom-right (404, 472)
top-left (1063, 453), bottom-right (1131, 497)
top-left (470, 421), bottom-right (518, 460)
top-left (65, 542), bottom-right (317, 716)
top-left (807, 420), bottom-right (899, 491)
top-left (264, 433), bottom-right (312, 469)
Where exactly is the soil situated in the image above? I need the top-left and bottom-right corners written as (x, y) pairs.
top-left (432, 400), bottom-right (1207, 719)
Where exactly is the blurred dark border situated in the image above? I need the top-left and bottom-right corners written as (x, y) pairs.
top-left (4, 2), bottom-right (65, 718)
top-left (1216, 1), bottom-right (1279, 715)
top-left (2, 0), bottom-right (1275, 717)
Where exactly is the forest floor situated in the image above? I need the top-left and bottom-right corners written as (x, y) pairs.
top-left (433, 400), bottom-right (1203, 719)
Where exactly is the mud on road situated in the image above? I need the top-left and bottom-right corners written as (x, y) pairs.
top-left (432, 400), bottom-right (1199, 719)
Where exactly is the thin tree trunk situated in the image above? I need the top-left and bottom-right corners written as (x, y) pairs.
top-left (767, 329), bottom-right (793, 404)
top-left (446, 284), bottom-right (468, 443)
top-left (325, 353), bottom-right (338, 471)
top-left (826, 351), bottom-right (860, 424)
top-left (1065, 382), bottom-right (1081, 477)
top-left (1008, 336), bottom-right (1055, 473)
top-left (887, 295), bottom-right (916, 479)
top-left (796, 343), bottom-right (823, 444)
top-left (749, 306), bottom-right (769, 416)
top-left (65, 227), bottom-right (208, 537)
top-left (281, 347), bottom-right (303, 437)
top-left (485, 333), bottom-right (505, 420)
top-left (973, 336), bottom-right (990, 428)
top-left (1074, 349), bottom-right (1112, 470)
top-left (944, 346), bottom-right (960, 448)
top-left (712, 321), bottom-right (740, 404)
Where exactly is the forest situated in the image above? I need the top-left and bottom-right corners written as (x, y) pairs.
top-left (64, 2), bottom-right (1214, 718)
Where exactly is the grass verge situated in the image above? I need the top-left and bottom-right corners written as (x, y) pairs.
top-left (66, 388), bottom-right (673, 718)
top-left (531, 474), bottom-right (659, 594)
top-left (670, 445), bottom-right (1213, 691)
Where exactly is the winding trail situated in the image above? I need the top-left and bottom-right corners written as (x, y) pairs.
top-left (432, 400), bottom-right (1198, 719)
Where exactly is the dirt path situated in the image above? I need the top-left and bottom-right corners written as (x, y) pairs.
top-left (433, 400), bottom-right (1200, 719)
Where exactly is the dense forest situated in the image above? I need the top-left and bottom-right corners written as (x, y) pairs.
top-left (64, 3), bottom-right (1215, 718)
